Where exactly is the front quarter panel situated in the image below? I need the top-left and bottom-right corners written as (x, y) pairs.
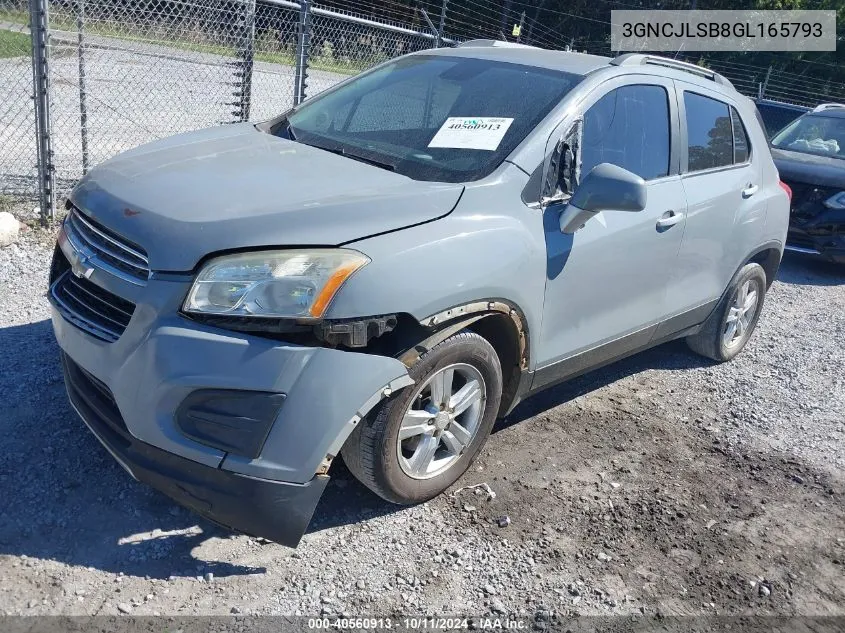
top-left (331, 165), bottom-right (547, 370)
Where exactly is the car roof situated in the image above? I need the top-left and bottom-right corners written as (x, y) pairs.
top-left (420, 44), bottom-right (613, 76)
top-left (802, 109), bottom-right (845, 119)
top-left (417, 44), bottom-right (739, 95)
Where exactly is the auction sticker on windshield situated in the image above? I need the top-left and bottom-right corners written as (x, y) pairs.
top-left (428, 117), bottom-right (514, 151)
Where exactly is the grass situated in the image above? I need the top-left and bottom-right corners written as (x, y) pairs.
top-left (0, 195), bottom-right (17, 213)
top-left (0, 28), bottom-right (29, 59)
top-left (0, 8), bottom-right (369, 75)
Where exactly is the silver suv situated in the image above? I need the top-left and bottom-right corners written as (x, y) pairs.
top-left (49, 43), bottom-right (790, 546)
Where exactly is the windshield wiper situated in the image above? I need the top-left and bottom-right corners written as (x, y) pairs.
top-left (317, 145), bottom-right (397, 172)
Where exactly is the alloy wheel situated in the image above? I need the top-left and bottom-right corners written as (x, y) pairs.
top-left (396, 363), bottom-right (487, 480)
top-left (722, 278), bottom-right (759, 349)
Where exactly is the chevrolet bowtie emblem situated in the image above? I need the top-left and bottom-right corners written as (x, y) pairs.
top-left (71, 251), bottom-right (95, 279)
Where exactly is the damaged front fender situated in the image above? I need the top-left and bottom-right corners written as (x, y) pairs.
top-left (399, 300), bottom-right (529, 371)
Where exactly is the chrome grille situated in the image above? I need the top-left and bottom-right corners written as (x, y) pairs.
top-left (65, 207), bottom-right (150, 284)
top-left (50, 271), bottom-right (136, 343)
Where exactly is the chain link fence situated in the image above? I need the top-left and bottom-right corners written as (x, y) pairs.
top-left (0, 1), bottom-right (38, 207)
top-left (1, 0), bottom-right (447, 219)
top-left (43, 0), bottom-right (305, 194)
top-left (2, 0), bottom-right (845, 221)
top-left (701, 58), bottom-right (845, 108)
top-left (305, 3), bottom-right (442, 97)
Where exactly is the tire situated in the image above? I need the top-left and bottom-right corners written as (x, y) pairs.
top-left (341, 331), bottom-right (503, 505)
top-left (686, 262), bottom-right (767, 362)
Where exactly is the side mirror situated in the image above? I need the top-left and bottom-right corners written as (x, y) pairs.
top-left (559, 163), bottom-right (647, 234)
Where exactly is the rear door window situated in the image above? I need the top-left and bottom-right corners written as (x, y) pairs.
top-left (684, 92), bottom-right (734, 172)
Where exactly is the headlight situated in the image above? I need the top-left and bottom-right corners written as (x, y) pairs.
top-left (824, 191), bottom-right (845, 210)
top-left (183, 249), bottom-right (369, 319)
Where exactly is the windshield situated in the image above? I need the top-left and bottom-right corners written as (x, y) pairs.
top-left (274, 55), bottom-right (581, 182)
top-left (771, 113), bottom-right (845, 159)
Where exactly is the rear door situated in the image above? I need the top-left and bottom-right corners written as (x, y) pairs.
top-left (667, 85), bottom-right (766, 318)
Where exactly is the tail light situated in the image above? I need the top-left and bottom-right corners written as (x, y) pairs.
top-left (779, 180), bottom-right (792, 202)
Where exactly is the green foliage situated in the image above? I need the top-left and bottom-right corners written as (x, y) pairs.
top-left (0, 28), bottom-right (29, 59)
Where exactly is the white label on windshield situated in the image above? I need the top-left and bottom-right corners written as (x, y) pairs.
top-left (428, 117), bottom-right (514, 151)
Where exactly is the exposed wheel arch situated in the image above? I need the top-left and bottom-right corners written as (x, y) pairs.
top-left (466, 314), bottom-right (524, 417)
top-left (395, 300), bottom-right (530, 418)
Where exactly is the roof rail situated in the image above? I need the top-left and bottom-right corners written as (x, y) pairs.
top-left (813, 103), bottom-right (845, 112)
top-left (457, 39), bottom-right (537, 49)
top-left (610, 53), bottom-right (733, 87)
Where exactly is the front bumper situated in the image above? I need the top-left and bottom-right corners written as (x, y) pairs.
top-left (48, 235), bottom-right (412, 545)
top-left (62, 352), bottom-right (328, 546)
top-left (783, 180), bottom-right (845, 264)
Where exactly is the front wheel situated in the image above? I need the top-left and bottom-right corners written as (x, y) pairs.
top-left (686, 262), bottom-right (767, 362)
top-left (341, 331), bottom-right (503, 504)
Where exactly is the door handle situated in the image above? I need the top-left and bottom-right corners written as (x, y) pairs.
top-left (656, 209), bottom-right (684, 229)
top-left (742, 184), bottom-right (759, 198)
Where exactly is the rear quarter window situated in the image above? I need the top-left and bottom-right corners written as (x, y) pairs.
top-left (730, 107), bottom-right (750, 163)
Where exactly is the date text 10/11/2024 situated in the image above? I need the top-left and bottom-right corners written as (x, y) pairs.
top-left (307, 617), bottom-right (530, 630)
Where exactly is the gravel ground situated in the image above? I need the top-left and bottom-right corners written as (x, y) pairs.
top-left (0, 224), bottom-right (844, 619)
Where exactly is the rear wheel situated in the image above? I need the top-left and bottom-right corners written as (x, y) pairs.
top-left (341, 331), bottom-right (502, 504)
top-left (686, 262), bottom-right (767, 362)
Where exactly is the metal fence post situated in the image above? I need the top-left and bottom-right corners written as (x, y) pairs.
top-left (437, 0), bottom-right (448, 47)
top-left (76, 0), bottom-right (90, 174)
top-left (761, 66), bottom-right (772, 100)
top-left (29, 0), bottom-right (55, 223)
top-left (293, 0), bottom-right (311, 106)
top-left (231, 0), bottom-right (256, 122)
top-left (419, 8), bottom-right (438, 45)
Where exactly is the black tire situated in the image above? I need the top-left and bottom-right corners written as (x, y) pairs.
top-left (686, 262), bottom-right (767, 362)
top-left (341, 331), bottom-right (503, 505)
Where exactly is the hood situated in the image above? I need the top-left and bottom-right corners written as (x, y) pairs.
top-left (770, 146), bottom-right (845, 189)
top-left (71, 124), bottom-right (464, 272)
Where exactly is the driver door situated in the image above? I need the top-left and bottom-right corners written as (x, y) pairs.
top-left (533, 77), bottom-right (688, 389)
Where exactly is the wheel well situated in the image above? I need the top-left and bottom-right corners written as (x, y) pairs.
top-left (467, 314), bottom-right (523, 417)
top-left (363, 305), bottom-right (528, 417)
top-left (749, 247), bottom-right (781, 289)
